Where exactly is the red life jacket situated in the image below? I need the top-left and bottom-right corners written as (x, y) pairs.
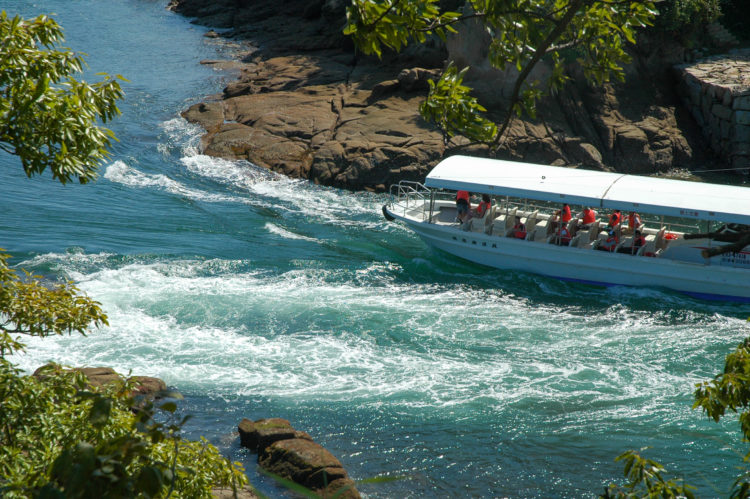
top-left (628, 213), bottom-right (641, 229)
top-left (561, 205), bottom-right (571, 223)
top-left (582, 209), bottom-right (596, 225)
top-left (634, 235), bottom-right (646, 248)
top-left (601, 234), bottom-right (618, 251)
top-left (456, 190), bottom-right (471, 210)
top-left (476, 201), bottom-right (491, 217)
top-left (560, 226), bottom-right (571, 244)
top-left (608, 212), bottom-right (622, 227)
top-left (514, 223), bottom-right (526, 239)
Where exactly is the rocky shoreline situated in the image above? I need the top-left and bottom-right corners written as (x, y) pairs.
top-left (170, 0), bottom-right (729, 192)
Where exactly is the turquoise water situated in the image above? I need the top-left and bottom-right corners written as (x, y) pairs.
top-left (3, 2), bottom-right (750, 497)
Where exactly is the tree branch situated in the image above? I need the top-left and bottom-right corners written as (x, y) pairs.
top-left (493, 0), bottom-right (586, 147)
top-left (365, 0), bottom-right (403, 28)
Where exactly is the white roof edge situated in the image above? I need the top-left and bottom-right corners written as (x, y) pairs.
top-left (425, 155), bottom-right (750, 224)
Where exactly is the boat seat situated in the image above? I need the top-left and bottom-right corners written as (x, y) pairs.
top-left (577, 237), bottom-right (596, 250)
top-left (482, 205), bottom-right (497, 234)
top-left (615, 236), bottom-right (636, 254)
top-left (637, 240), bottom-right (657, 257)
top-left (654, 227), bottom-right (667, 251)
top-left (471, 211), bottom-right (490, 233)
top-left (586, 221), bottom-right (601, 243)
top-left (504, 208), bottom-right (518, 232)
top-left (532, 226), bottom-right (551, 242)
top-left (492, 218), bottom-right (506, 236)
top-left (525, 211), bottom-right (539, 235)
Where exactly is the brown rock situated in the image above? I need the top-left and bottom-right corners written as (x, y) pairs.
top-left (397, 67), bottom-right (441, 92)
top-left (181, 102), bottom-right (224, 133)
top-left (32, 365), bottom-right (168, 398)
top-left (238, 418), bottom-right (297, 453)
top-left (223, 81), bottom-right (256, 98)
top-left (259, 439), bottom-right (360, 498)
top-left (130, 376), bottom-right (168, 397)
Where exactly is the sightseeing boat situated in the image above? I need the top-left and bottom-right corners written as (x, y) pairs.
top-left (382, 155), bottom-right (750, 302)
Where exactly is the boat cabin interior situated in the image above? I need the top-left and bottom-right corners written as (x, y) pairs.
top-left (429, 196), bottom-right (676, 257)
top-left (390, 187), bottom-right (750, 268)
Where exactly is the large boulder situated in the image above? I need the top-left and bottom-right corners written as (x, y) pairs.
top-left (237, 418), bottom-right (359, 498)
top-left (33, 364), bottom-right (168, 399)
top-left (237, 418), bottom-right (312, 453)
top-left (259, 438), bottom-right (359, 499)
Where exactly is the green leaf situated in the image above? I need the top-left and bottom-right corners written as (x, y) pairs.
top-left (89, 396), bottom-right (112, 427)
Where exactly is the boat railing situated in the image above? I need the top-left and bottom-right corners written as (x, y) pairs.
top-left (389, 181), bottom-right (432, 221)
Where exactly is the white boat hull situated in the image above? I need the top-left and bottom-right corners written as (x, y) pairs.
top-left (389, 208), bottom-right (750, 302)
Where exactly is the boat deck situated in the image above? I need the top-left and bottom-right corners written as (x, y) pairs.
top-left (428, 204), bottom-right (676, 258)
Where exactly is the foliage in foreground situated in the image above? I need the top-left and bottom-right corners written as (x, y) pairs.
top-left (602, 337), bottom-right (750, 498)
top-left (0, 250), bottom-right (248, 497)
top-left (344, 0), bottom-right (657, 146)
top-left (0, 10), bottom-right (250, 497)
top-left (0, 10), bottom-right (124, 184)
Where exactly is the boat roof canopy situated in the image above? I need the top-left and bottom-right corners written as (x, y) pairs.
top-left (425, 155), bottom-right (750, 225)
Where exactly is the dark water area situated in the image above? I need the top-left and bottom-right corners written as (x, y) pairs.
top-left (3, 1), bottom-right (750, 497)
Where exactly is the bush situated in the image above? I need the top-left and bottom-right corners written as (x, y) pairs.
top-left (654, 0), bottom-right (721, 34)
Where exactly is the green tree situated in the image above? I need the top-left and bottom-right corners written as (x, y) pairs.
top-left (344, 0), bottom-right (657, 147)
top-left (0, 10), bottom-right (124, 183)
top-left (0, 11), bottom-right (248, 497)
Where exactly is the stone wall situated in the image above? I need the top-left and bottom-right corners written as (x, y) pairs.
top-left (675, 48), bottom-right (750, 171)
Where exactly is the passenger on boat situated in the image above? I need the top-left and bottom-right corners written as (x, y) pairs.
top-left (455, 190), bottom-right (471, 222)
top-left (627, 212), bottom-right (642, 233)
top-left (561, 204), bottom-right (572, 223)
top-left (617, 229), bottom-right (646, 254)
top-left (556, 224), bottom-right (572, 246)
top-left (607, 209), bottom-right (622, 228)
top-left (577, 207), bottom-right (597, 229)
top-left (475, 194), bottom-right (492, 218)
top-left (548, 204), bottom-right (572, 235)
top-left (597, 229), bottom-right (619, 252)
top-left (512, 216), bottom-right (527, 239)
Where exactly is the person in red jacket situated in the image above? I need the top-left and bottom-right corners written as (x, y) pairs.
top-left (549, 203), bottom-right (571, 236)
top-left (512, 216), bottom-right (527, 239)
top-left (578, 206), bottom-right (597, 229)
top-left (607, 209), bottom-right (622, 228)
top-left (475, 194), bottom-right (491, 218)
top-left (561, 204), bottom-right (572, 222)
top-left (455, 190), bottom-right (471, 223)
top-left (557, 224), bottom-right (572, 246)
top-left (618, 229), bottom-right (646, 254)
top-left (631, 229), bottom-right (647, 254)
top-left (598, 229), bottom-right (619, 252)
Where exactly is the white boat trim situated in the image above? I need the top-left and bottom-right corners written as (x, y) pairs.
top-left (386, 155), bottom-right (750, 302)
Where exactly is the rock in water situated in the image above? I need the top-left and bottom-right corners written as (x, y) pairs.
top-left (238, 417), bottom-right (360, 498)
